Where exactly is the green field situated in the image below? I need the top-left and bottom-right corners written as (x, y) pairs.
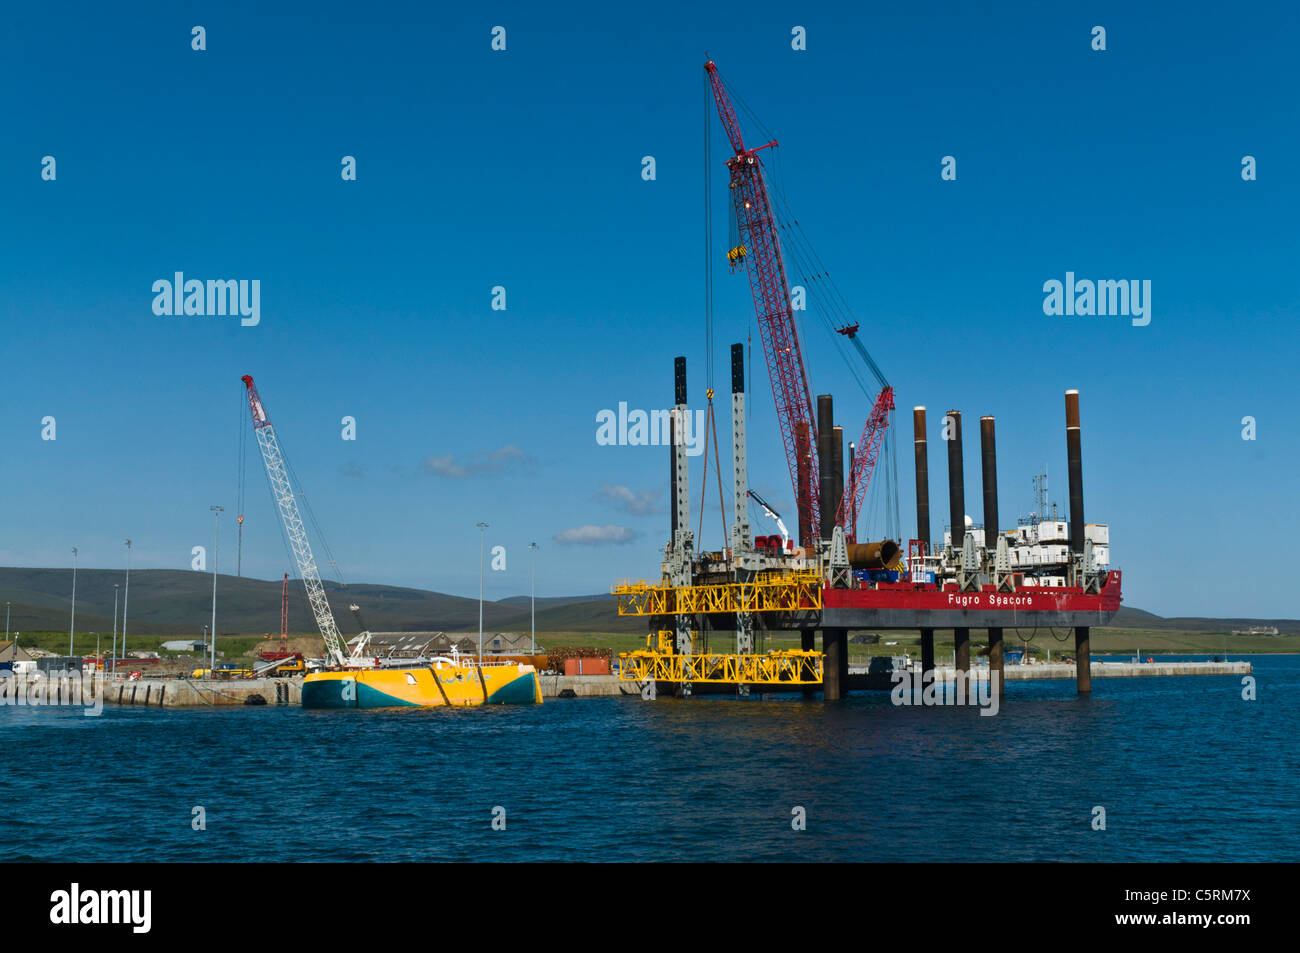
top-left (4, 566), bottom-right (1295, 664)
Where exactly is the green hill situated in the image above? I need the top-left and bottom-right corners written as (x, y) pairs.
top-left (0, 567), bottom-right (639, 638)
top-left (2, 567), bottom-right (1293, 640)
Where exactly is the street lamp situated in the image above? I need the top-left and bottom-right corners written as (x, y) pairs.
top-left (69, 547), bottom-right (78, 656)
top-left (210, 506), bottom-right (223, 674)
top-left (111, 585), bottom-right (119, 676)
top-left (528, 542), bottom-right (539, 655)
top-left (476, 522), bottom-right (489, 664)
top-left (122, 539), bottom-right (132, 665)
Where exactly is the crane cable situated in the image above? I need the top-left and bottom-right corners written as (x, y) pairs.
top-left (236, 382), bottom-right (248, 569)
top-left (762, 139), bottom-right (901, 541)
top-left (699, 65), bottom-right (730, 551)
top-left (715, 66), bottom-right (897, 538)
top-left (703, 65), bottom-right (714, 393)
top-left (283, 451), bottom-right (347, 590)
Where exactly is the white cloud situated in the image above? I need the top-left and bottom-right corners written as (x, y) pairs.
top-left (422, 444), bottom-right (535, 478)
top-left (553, 525), bottom-right (637, 545)
top-left (595, 483), bottom-right (660, 516)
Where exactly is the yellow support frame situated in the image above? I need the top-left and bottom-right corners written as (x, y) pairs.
top-left (611, 571), bottom-right (822, 617)
top-left (618, 647), bottom-right (824, 685)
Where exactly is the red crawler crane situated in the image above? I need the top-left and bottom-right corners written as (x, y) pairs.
top-left (706, 60), bottom-right (893, 546)
top-left (706, 59), bottom-right (820, 545)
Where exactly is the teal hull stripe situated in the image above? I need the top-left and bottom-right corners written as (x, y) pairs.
top-left (486, 672), bottom-right (540, 705)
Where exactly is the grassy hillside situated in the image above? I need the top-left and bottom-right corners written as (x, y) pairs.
top-left (1, 567), bottom-right (1293, 650)
top-left (0, 567), bottom-right (639, 638)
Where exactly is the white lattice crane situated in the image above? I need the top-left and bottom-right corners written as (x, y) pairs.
top-left (241, 374), bottom-right (364, 669)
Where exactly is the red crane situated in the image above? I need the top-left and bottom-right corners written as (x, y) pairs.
top-left (833, 325), bottom-right (895, 543)
top-left (706, 59), bottom-right (820, 545)
top-left (280, 572), bottom-right (289, 654)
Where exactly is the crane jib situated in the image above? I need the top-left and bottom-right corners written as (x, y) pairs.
top-left (707, 60), bottom-right (821, 543)
top-left (241, 375), bottom-right (350, 668)
top-left (706, 58), bottom-right (893, 545)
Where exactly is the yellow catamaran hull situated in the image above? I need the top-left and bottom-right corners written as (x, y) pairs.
top-left (301, 662), bottom-right (542, 709)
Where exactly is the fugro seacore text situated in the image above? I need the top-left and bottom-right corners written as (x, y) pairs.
top-left (946, 593), bottom-right (1034, 608)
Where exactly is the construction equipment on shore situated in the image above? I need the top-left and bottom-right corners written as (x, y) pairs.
top-left (240, 374), bottom-right (542, 707)
top-left (241, 375), bottom-right (369, 670)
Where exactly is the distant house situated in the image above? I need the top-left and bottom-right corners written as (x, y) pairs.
top-left (0, 641), bottom-right (34, 674)
top-left (482, 632), bottom-right (534, 654)
top-left (161, 640), bottom-right (207, 652)
top-left (0, 641), bottom-right (33, 664)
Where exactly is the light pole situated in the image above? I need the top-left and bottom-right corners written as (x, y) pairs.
top-left (111, 585), bottom-right (119, 675)
top-left (476, 522), bottom-right (489, 663)
top-left (5, 601), bottom-right (10, 641)
top-left (528, 542), bottom-right (539, 655)
top-left (69, 547), bottom-right (78, 656)
top-left (210, 506), bottom-right (223, 674)
top-left (122, 540), bottom-right (132, 664)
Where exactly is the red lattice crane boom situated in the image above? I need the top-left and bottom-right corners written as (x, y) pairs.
top-left (833, 325), bottom-right (895, 543)
top-left (706, 59), bottom-right (820, 545)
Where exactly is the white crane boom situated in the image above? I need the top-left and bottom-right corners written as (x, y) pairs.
top-left (241, 374), bottom-right (352, 668)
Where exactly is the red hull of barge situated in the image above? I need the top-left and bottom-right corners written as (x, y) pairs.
top-left (819, 571), bottom-right (1122, 629)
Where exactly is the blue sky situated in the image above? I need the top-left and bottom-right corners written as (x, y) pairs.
top-left (2, 1), bottom-right (1296, 618)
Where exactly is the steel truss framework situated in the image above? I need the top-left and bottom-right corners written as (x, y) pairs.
top-left (243, 376), bottom-right (349, 667)
top-left (612, 572), bottom-right (822, 616)
top-left (619, 648), bottom-right (824, 685)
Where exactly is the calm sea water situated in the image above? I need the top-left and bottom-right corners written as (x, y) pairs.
top-left (2, 656), bottom-right (1294, 862)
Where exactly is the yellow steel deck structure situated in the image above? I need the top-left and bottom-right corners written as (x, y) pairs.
top-left (617, 632), bottom-right (824, 686)
top-left (611, 571), bottom-right (823, 617)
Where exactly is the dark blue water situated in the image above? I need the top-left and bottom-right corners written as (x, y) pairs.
top-left (2, 656), bottom-right (1294, 861)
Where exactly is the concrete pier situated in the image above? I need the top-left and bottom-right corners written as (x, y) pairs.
top-left (102, 677), bottom-right (301, 707)
top-left (848, 659), bottom-right (1252, 691)
top-left (0, 674), bottom-right (302, 708)
top-left (541, 673), bottom-right (638, 698)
